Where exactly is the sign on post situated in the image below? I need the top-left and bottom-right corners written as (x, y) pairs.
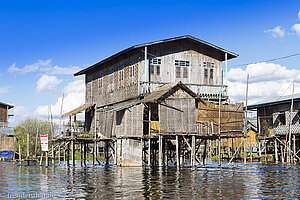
top-left (40, 133), bottom-right (48, 152)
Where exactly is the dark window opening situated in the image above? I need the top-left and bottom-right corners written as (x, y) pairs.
top-left (183, 67), bottom-right (188, 78)
top-left (210, 69), bottom-right (213, 78)
top-left (150, 65), bottom-right (154, 75)
top-left (176, 67), bottom-right (181, 78)
top-left (204, 69), bottom-right (208, 78)
top-left (278, 113), bottom-right (286, 125)
top-left (156, 66), bottom-right (160, 75)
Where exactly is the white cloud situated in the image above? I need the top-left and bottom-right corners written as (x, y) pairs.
top-left (264, 26), bottom-right (285, 38)
top-left (40, 65), bottom-right (81, 75)
top-left (228, 63), bottom-right (300, 104)
top-left (8, 60), bottom-right (51, 74)
top-left (291, 23), bottom-right (300, 36)
top-left (36, 74), bottom-right (63, 94)
top-left (7, 59), bottom-right (81, 75)
top-left (0, 86), bottom-right (10, 94)
top-left (228, 62), bottom-right (300, 83)
top-left (34, 78), bottom-right (85, 118)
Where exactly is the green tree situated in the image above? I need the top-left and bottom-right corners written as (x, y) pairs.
top-left (14, 118), bottom-right (54, 158)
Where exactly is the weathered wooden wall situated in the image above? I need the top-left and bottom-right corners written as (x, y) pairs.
top-left (197, 101), bottom-right (244, 136)
top-left (0, 104), bottom-right (8, 125)
top-left (159, 89), bottom-right (198, 134)
top-left (0, 134), bottom-right (15, 151)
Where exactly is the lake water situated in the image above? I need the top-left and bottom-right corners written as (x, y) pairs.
top-left (0, 161), bottom-right (299, 199)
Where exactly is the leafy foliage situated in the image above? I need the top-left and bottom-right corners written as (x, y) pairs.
top-left (14, 118), bottom-right (55, 158)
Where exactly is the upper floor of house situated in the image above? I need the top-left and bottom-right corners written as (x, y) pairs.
top-left (75, 35), bottom-right (238, 107)
top-left (0, 102), bottom-right (13, 128)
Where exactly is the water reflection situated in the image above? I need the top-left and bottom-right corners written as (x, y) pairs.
top-left (0, 161), bottom-right (299, 199)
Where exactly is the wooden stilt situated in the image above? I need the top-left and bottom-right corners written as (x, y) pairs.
top-left (105, 141), bottom-right (109, 165)
top-left (275, 139), bottom-right (278, 163)
top-left (19, 144), bottom-right (22, 164)
top-left (191, 136), bottom-right (195, 167)
top-left (203, 139), bottom-right (207, 166)
top-left (45, 151), bottom-right (49, 167)
top-left (63, 149), bottom-right (66, 166)
top-left (258, 141), bottom-right (262, 159)
top-left (58, 146), bottom-right (61, 166)
top-left (52, 145), bottom-right (55, 165)
top-left (264, 140), bottom-right (267, 162)
top-left (71, 140), bottom-right (75, 166)
top-left (80, 142), bottom-right (83, 167)
top-left (27, 133), bottom-right (30, 159)
top-left (293, 135), bottom-right (296, 163)
top-left (84, 143), bottom-right (87, 166)
top-left (159, 135), bottom-right (163, 167)
top-left (148, 139), bottom-right (151, 166)
top-left (281, 144), bottom-right (284, 163)
top-left (176, 135), bottom-right (180, 168)
top-left (39, 152), bottom-right (43, 166)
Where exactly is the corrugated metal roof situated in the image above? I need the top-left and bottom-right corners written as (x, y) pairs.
top-left (106, 101), bottom-right (141, 112)
top-left (74, 35), bottom-right (238, 76)
top-left (61, 103), bottom-right (95, 118)
top-left (248, 93), bottom-right (300, 109)
top-left (143, 82), bottom-right (204, 103)
top-left (0, 102), bottom-right (14, 109)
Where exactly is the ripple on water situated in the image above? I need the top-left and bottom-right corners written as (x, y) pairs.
top-left (0, 161), bottom-right (299, 199)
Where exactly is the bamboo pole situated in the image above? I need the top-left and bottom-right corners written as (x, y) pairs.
top-left (159, 135), bottom-right (163, 167)
top-left (39, 152), bottom-right (43, 166)
top-left (218, 91), bottom-right (221, 167)
top-left (288, 81), bottom-right (295, 163)
top-left (275, 139), bottom-right (278, 163)
top-left (27, 133), bottom-right (30, 159)
top-left (19, 144), bottom-right (21, 164)
top-left (45, 151), bottom-right (48, 167)
top-left (35, 127), bottom-right (39, 159)
top-left (176, 135), bottom-right (180, 168)
top-left (244, 74), bottom-right (249, 165)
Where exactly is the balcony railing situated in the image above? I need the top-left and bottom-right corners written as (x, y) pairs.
top-left (139, 82), bottom-right (228, 100)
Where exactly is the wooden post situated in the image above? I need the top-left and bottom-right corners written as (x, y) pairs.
top-left (39, 152), bottom-right (43, 166)
top-left (67, 144), bottom-right (70, 166)
top-left (218, 91), bottom-right (221, 167)
top-left (203, 139), bottom-right (207, 166)
top-left (80, 142), bottom-right (83, 167)
top-left (52, 145), bottom-right (54, 165)
top-left (293, 135), bottom-right (296, 163)
top-left (281, 144), bottom-right (284, 163)
top-left (244, 74), bottom-right (249, 165)
top-left (148, 139), bottom-right (151, 166)
top-left (275, 139), bottom-right (278, 163)
top-left (191, 136), bottom-right (195, 167)
top-left (71, 140), bottom-right (75, 166)
top-left (264, 140), bottom-right (267, 162)
top-left (176, 135), bottom-right (180, 168)
top-left (84, 143), bottom-right (87, 166)
top-left (45, 151), bottom-right (49, 167)
top-left (35, 127), bottom-right (39, 158)
top-left (27, 133), bottom-right (30, 159)
top-left (58, 145), bottom-right (61, 166)
top-left (63, 149), bottom-right (66, 166)
top-left (288, 81), bottom-right (295, 163)
top-left (105, 141), bottom-right (109, 165)
top-left (159, 135), bottom-right (163, 167)
top-left (19, 144), bottom-right (22, 164)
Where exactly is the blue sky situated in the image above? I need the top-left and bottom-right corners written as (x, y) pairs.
top-left (0, 0), bottom-right (300, 125)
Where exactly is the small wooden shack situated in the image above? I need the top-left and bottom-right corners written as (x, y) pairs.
top-left (248, 94), bottom-right (300, 162)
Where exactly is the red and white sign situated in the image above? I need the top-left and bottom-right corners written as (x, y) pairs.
top-left (40, 133), bottom-right (48, 152)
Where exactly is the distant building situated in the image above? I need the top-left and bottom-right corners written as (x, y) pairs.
top-left (248, 94), bottom-right (300, 158)
top-left (0, 102), bottom-right (15, 160)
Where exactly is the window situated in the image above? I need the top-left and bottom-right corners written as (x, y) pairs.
top-left (156, 66), bottom-right (160, 75)
top-left (175, 60), bottom-right (189, 78)
top-left (149, 58), bottom-right (161, 76)
top-left (203, 61), bottom-right (214, 79)
top-left (278, 113), bottom-right (286, 125)
top-left (210, 69), bottom-right (214, 78)
top-left (204, 68), bottom-right (208, 78)
top-left (150, 65), bottom-right (154, 75)
top-left (118, 68), bottom-right (124, 88)
top-left (108, 72), bottom-right (114, 92)
top-left (98, 77), bottom-right (103, 94)
top-left (129, 62), bottom-right (136, 85)
top-left (183, 67), bottom-right (188, 78)
top-left (176, 67), bottom-right (181, 78)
